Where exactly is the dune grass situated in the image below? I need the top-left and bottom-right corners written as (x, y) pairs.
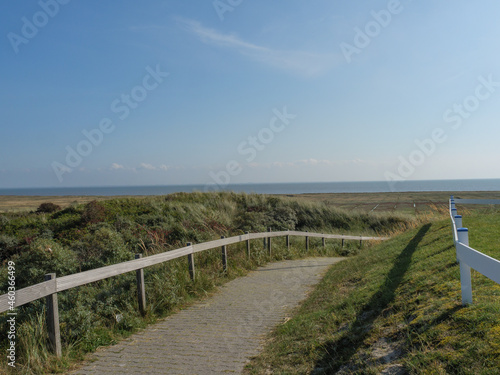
top-left (244, 208), bottom-right (500, 374)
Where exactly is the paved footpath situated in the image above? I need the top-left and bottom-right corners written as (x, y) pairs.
top-left (71, 257), bottom-right (344, 375)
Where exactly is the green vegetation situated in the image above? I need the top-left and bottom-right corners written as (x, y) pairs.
top-left (244, 207), bottom-right (500, 374)
top-left (35, 203), bottom-right (61, 214)
top-left (0, 192), bottom-right (414, 374)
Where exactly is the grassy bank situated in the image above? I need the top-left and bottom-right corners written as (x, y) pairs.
top-left (0, 192), bottom-right (415, 374)
top-left (244, 208), bottom-right (500, 374)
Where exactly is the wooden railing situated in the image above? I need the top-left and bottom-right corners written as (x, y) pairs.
top-left (0, 229), bottom-right (388, 356)
top-left (449, 196), bottom-right (500, 305)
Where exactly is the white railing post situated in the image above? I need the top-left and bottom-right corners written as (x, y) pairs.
top-left (454, 215), bottom-right (462, 229)
top-left (455, 225), bottom-right (467, 261)
top-left (460, 261), bottom-right (473, 305)
top-left (457, 227), bottom-right (469, 246)
top-left (457, 228), bottom-right (472, 305)
top-left (451, 208), bottom-right (458, 218)
top-left (450, 200), bottom-right (456, 210)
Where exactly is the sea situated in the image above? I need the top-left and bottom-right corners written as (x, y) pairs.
top-left (1, 179), bottom-right (500, 196)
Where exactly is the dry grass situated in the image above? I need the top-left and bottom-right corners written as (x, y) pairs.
top-left (278, 191), bottom-right (500, 215)
top-left (3, 190), bottom-right (500, 214)
top-left (0, 196), bottom-right (138, 213)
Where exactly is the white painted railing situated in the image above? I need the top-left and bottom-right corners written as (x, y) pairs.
top-left (449, 196), bottom-right (500, 305)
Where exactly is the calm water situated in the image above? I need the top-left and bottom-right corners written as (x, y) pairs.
top-left (1, 179), bottom-right (500, 196)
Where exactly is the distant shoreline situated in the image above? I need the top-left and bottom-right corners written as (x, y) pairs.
top-left (2, 179), bottom-right (500, 197)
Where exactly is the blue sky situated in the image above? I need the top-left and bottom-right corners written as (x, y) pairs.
top-left (2, 0), bottom-right (500, 188)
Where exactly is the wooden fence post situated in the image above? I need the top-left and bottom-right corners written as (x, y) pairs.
top-left (221, 236), bottom-right (228, 272)
top-left (286, 233), bottom-right (290, 251)
top-left (135, 254), bottom-right (146, 316)
top-left (45, 273), bottom-right (62, 358)
top-left (305, 231), bottom-right (309, 251)
top-left (267, 228), bottom-right (272, 256)
top-left (342, 235), bottom-right (345, 249)
top-left (245, 231), bottom-right (250, 258)
top-left (322, 237), bottom-right (326, 248)
top-left (359, 236), bottom-right (362, 247)
top-left (186, 243), bottom-right (195, 281)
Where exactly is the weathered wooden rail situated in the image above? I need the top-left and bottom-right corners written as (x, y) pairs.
top-left (0, 229), bottom-right (388, 356)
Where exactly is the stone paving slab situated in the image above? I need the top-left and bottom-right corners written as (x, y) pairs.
top-left (70, 257), bottom-right (344, 375)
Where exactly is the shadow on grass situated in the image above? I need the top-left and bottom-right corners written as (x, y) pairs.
top-left (312, 223), bottom-right (431, 374)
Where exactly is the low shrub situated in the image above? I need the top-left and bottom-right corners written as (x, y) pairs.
top-left (0, 234), bottom-right (20, 262)
top-left (14, 238), bottom-right (79, 287)
top-left (71, 226), bottom-right (132, 270)
top-left (81, 200), bottom-right (106, 225)
top-left (0, 215), bottom-right (9, 228)
top-left (36, 203), bottom-right (61, 214)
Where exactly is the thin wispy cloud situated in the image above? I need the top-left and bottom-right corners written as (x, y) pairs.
top-left (110, 163), bottom-right (125, 170)
top-left (179, 18), bottom-right (340, 77)
top-left (109, 163), bottom-right (171, 172)
top-left (159, 164), bottom-right (170, 171)
top-left (139, 163), bottom-right (158, 171)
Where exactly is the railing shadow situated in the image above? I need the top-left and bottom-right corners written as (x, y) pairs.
top-left (311, 223), bottom-right (431, 374)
